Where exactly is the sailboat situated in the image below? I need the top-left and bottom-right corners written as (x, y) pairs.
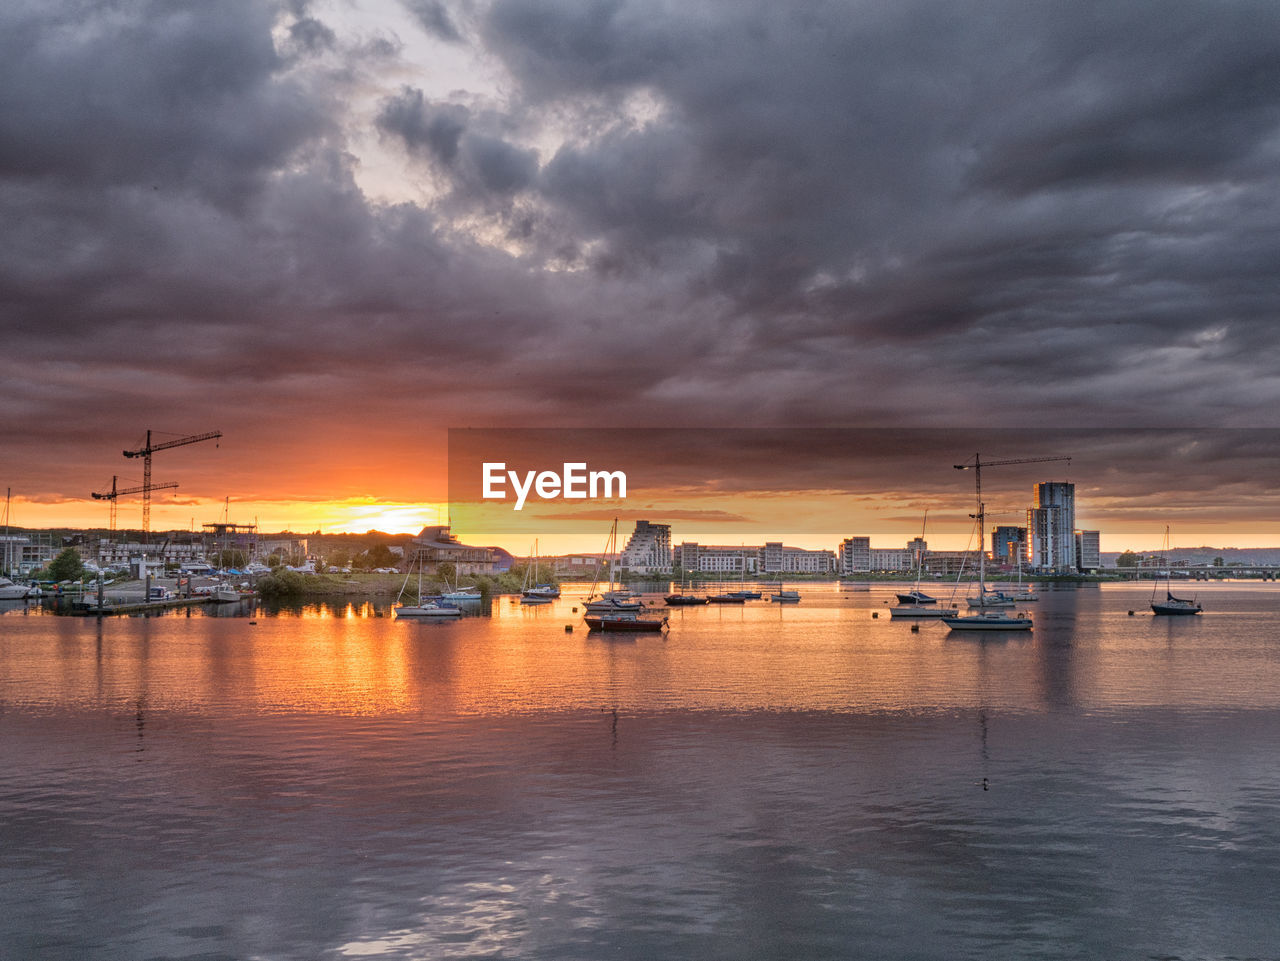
top-left (769, 575), bottom-right (801, 603)
top-left (708, 547), bottom-right (760, 602)
top-left (891, 511), bottom-right (950, 616)
top-left (665, 572), bottom-right (707, 605)
top-left (1151, 527), bottom-right (1202, 615)
top-left (891, 510), bottom-right (957, 619)
top-left (584, 520), bottom-right (643, 613)
top-left (394, 553), bottom-right (461, 618)
top-left (520, 541), bottom-right (553, 604)
top-left (520, 540), bottom-right (558, 602)
top-left (942, 455), bottom-right (1032, 631)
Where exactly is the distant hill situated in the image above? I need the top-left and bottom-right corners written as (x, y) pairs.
top-left (1102, 547), bottom-right (1280, 566)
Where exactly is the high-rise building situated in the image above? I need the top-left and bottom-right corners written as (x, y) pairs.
top-left (1028, 482), bottom-right (1076, 571)
top-left (620, 520), bottom-right (672, 573)
top-left (991, 526), bottom-right (1027, 566)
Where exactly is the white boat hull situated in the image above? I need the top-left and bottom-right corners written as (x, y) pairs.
top-left (395, 603), bottom-right (462, 618)
top-left (967, 595), bottom-right (1016, 608)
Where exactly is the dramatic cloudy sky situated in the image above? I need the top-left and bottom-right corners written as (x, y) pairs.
top-left (2, 0), bottom-right (1278, 543)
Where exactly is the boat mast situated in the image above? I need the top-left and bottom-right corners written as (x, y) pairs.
top-left (914, 509), bottom-right (928, 593)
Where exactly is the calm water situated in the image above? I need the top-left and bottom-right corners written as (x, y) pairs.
top-left (3, 582), bottom-right (1280, 960)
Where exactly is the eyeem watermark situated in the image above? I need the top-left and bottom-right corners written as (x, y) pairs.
top-left (482, 462), bottom-right (627, 510)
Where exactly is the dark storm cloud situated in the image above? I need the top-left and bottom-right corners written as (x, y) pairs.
top-left (3, 0), bottom-right (1280, 516)
top-left (470, 0), bottom-right (1280, 420)
top-left (376, 87), bottom-right (538, 195)
top-left (0, 0), bottom-right (329, 206)
top-left (404, 0), bottom-right (467, 43)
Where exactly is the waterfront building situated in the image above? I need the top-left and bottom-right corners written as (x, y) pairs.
top-left (763, 541), bottom-right (835, 574)
top-left (841, 537), bottom-right (911, 573)
top-left (870, 548), bottom-right (911, 571)
top-left (907, 537), bottom-right (927, 566)
top-left (96, 539), bottom-right (207, 570)
top-left (620, 520), bottom-right (673, 573)
top-left (991, 526), bottom-right (1027, 567)
top-left (1028, 481), bottom-right (1076, 572)
top-left (839, 537), bottom-right (872, 573)
top-left (675, 543), bottom-right (759, 574)
top-left (0, 532), bottom-right (55, 576)
top-left (921, 550), bottom-right (983, 576)
top-left (1075, 530), bottom-right (1101, 571)
top-left (405, 526), bottom-right (497, 576)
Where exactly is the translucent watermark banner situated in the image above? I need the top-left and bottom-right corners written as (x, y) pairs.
top-left (446, 427), bottom-right (1280, 553)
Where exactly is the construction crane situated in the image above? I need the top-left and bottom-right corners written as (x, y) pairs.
top-left (954, 454), bottom-right (1072, 512)
top-left (91, 476), bottom-right (179, 534)
top-left (122, 429), bottom-right (221, 542)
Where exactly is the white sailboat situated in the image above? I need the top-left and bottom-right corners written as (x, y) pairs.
top-left (584, 520), bottom-right (643, 613)
top-left (394, 554), bottom-right (461, 618)
top-left (769, 578), bottom-right (800, 603)
top-left (943, 455), bottom-right (1032, 632)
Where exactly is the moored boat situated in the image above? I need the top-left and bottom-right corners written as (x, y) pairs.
top-left (1151, 592), bottom-right (1202, 615)
top-left (442, 586), bottom-right (482, 602)
top-left (942, 610), bottom-right (1033, 631)
top-left (665, 594), bottom-right (707, 606)
top-left (522, 584), bottom-right (560, 599)
top-left (966, 588), bottom-right (1016, 608)
top-left (584, 596), bottom-right (644, 613)
top-left (585, 613), bottom-right (668, 632)
top-left (395, 599), bottom-right (463, 618)
top-left (1150, 527), bottom-right (1202, 615)
top-left (0, 576), bottom-right (34, 600)
top-left (888, 604), bottom-right (959, 619)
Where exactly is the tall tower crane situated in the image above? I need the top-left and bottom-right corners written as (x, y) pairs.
top-left (122, 429), bottom-right (221, 542)
top-left (91, 476), bottom-right (179, 534)
top-left (953, 454), bottom-right (1073, 515)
